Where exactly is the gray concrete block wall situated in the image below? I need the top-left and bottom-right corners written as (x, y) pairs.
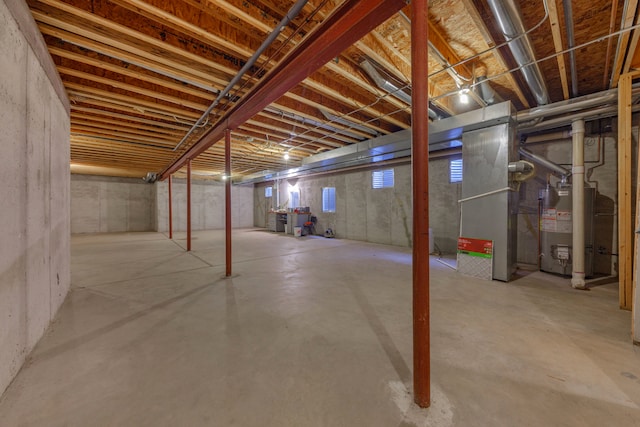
top-left (155, 180), bottom-right (254, 232)
top-left (70, 175), bottom-right (155, 233)
top-left (0, 0), bottom-right (71, 397)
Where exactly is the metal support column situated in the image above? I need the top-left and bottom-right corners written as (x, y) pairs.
top-left (225, 129), bottom-right (232, 276)
top-left (187, 159), bottom-right (192, 252)
top-left (412, 0), bottom-right (431, 408)
top-left (168, 175), bottom-right (173, 239)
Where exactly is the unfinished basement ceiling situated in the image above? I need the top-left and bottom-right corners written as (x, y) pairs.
top-left (27, 0), bottom-right (640, 180)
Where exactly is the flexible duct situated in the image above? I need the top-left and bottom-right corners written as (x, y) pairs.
top-left (486, 0), bottom-right (550, 105)
top-left (360, 59), bottom-right (442, 120)
top-left (477, 75), bottom-right (504, 105)
top-left (518, 147), bottom-right (570, 178)
top-left (517, 84), bottom-right (640, 132)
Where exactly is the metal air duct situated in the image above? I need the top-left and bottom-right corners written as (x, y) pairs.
top-left (360, 59), bottom-right (442, 120)
top-left (563, 0), bottom-right (579, 97)
top-left (477, 75), bottom-right (504, 105)
top-left (518, 147), bottom-right (570, 179)
top-left (486, 0), bottom-right (550, 105)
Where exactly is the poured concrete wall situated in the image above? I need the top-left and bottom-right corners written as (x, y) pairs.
top-left (155, 180), bottom-right (254, 232)
top-left (254, 160), bottom-right (460, 250)
top-left (71, 175), bottom-right (155, 233)
top-left (0, 0), bottom-right (71, 397)
top-left (429, 157), bottom-right (463, 253)
top-left (254, 163), bottom-right (414, 247)
top-left (253, 126), bottom-right (622, 272)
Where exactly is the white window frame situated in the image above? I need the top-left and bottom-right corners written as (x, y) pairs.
top-left (322, 187), bottom-right (336, 213)
top-left (289, 191), bottom-right (300, 209)
top-left (450, 158), bottom-right (463, 183)
top-left (372, 169), bottom-right (394, 189)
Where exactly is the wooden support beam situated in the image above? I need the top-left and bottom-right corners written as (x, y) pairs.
top-left (618, 72), bottom-right (638, 310)
top-left (426, 20), bottom-right (473, 81)
top-left (159, 0), bottom-right (407, 179)
top-left (547, 0), bottom-right (569, 100)
top-left (623, 12), bottom-right (640, 75)
top-left (610, 0), bottom-right (639, 88)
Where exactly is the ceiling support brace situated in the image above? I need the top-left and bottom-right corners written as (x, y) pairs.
top-left (159, 0), bottom-right (406, 180)
top-left (172, 0), bottom-right (309, 152)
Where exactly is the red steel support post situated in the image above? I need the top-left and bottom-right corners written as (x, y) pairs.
top-left (168, 175), bottom-right (173, 239)
top-left (225, 129), bottom-right (232, 276)
top-left (412, 0), bottom-right (431, 408)
top-left (187, 159), bottom-right (192, 252)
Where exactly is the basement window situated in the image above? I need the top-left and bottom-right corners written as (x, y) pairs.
top-left (322, 187), bottom-right (336, 213)
top-left (450, 158), bottom-right (463, 183)
top-left (265, 186), bottom-right (272, 198)
top-left (289, 191), bottom-right (300, 209)
top-left (372, 169), bottom-right (394, 189)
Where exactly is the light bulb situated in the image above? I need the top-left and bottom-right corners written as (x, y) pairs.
top-left (283, 152), bottom-right (290, 160)
top-left (459, 88), bottom-right (470, 104)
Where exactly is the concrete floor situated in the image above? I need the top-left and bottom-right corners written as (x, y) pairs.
top-left (1, 230), bottom-right (640, 426)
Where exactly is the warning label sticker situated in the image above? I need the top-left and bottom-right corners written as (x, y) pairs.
top-left (541, 209), bottom-right (572, 233)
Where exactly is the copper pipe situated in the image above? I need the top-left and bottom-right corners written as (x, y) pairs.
top-left (412, 0), bottom-right (431, 408)
top-left (225, 129), bottom-right (232, 277)
top-left (187, 159), bottom-right (192, 252)
top-left (603, 0), bottom-right (619, 89)
top-left (168, 175), bottom-right (173, 239)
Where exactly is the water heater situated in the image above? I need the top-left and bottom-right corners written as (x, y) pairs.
top-left (539, 183), bottom-right (595, 276)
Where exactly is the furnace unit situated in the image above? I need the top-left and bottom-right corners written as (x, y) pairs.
top-left (539, 183), bottom-right (595, 277)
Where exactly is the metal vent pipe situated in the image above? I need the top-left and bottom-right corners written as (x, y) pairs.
top-left (518, 147), bottom-right (570, 178)
top-left (360, 59), bottom-right (442, 120)
top-left (562, 0), bottom-right (579, 97)
top-left (486, 0), bottom-right (550, 105)
top-left (477, 75), bottom-right (504, 105)
top-left (571, 119), bottom-right (586, 289)
top-left (174, 0), bottom-right (309, 151)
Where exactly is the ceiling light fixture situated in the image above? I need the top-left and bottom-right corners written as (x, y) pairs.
top-left (283, 152), bottom-right (290, 160)
top-left (459, 87), bottom-right (470, 104)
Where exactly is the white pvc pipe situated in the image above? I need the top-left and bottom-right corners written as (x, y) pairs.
top-left (571, 119), bottom-right (586, 289)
